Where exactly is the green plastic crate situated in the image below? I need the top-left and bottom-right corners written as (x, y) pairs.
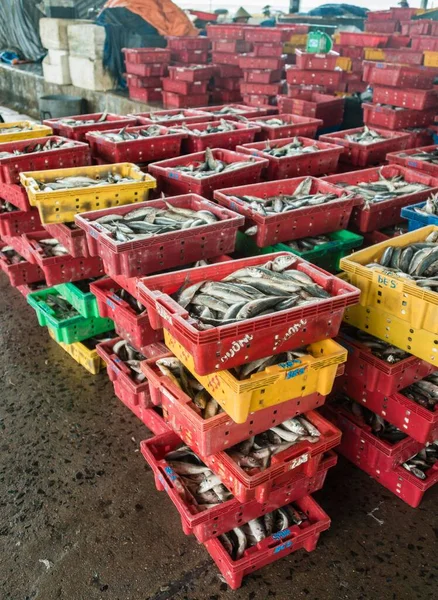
top-left (236, 230), bottom-right (364, 273)
top-left (54, 281), bottom-right (100, 318)
top-left (27, 287), bottom-right (114, 344)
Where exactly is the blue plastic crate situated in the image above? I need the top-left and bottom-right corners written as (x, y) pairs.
top-left (401, 201), bottom-right (438, 232)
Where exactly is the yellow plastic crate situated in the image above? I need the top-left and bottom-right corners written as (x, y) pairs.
top-left (424, 51), bottom-right (438, 68)
top-left (340, 225), bottom-right (438, 334)
top-left (336, 56), bottom-right (352, 71)
top-left (164, 330), bottom-right (347, 423)
top-left (283, 42), bottom-right (306, 54)
top-left (364, 48), bottom-right (385, 61)
top-left (48, 327), bottom-right (104, 374)
top-left (288, 33), bottom-right (308, 45)
top-left (20, 163), bottom-right (157, 224)
top-left (0, 121), bottom-right (52, 142)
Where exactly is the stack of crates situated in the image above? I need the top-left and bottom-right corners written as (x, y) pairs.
top-left (167, 35), bottom-right (210, 66)
top-left (277, 90), bottom-right (345, 133)
top-left (161, 64), bottom-right (213, 109)
top-left (286, 49), bottom-right (343, 95)
top-left (134, 252), bottom-right (361, 588)
top-left (123, 48), bottom-right (170, 104)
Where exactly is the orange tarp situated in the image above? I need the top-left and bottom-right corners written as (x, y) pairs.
top-left (104, 0), bottom-right (198, 36)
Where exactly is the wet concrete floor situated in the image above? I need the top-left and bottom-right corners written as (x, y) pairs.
top-left (0, 274), bottom-right (436, 600)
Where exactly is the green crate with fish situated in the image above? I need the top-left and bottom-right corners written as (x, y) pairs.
top-left (340, 224), bottom-right (438, 337)
top-left (27, 287), bottom-right (114, 344)
top-left (47, 328), bottom-right (109, 374)
top-left (235, 230), bottom-right (363, 274)
top-left (54, 280), bottom-right (100, 318)
top-left (19, 163), bottom-right (157, 225)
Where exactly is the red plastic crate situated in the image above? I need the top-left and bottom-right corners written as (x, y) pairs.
top-left (0, 136), bottom-right (91, 185)
top-left (403, 128), bottom-right (434, 149)
top-left (43, 222), bottom-right (89, 258)
top-left (122, 47), bottom-right (170, 64)
top-left (280, 92), bottom-right (345, 128)
top-left (286, 67), bottom-right (342, 88)
top-left (386, 34), bottom-right (411, 48)
top-left (214, 77), bottom-right (241, 91)
top-left (141, 428), bottom-right (336, 543)
top-left (240, 81), bottom-right (283, 96)
top-left (252, 43), bottom-right (284, 58)
top-left (0, 241), bottom-right (45, 286)
top-left (372, 86), bottom-right (438, 111)
top-left (96, 338), bottom-right (168, 410)
top-left (319, 127), bottom-right (412, 167)
top-left (125, 62), bottom-right (168, 77)
top-left (170, 49), bottom-right (208, 64)
top-left (295, 50), bottom-right (339, 70)
top-left (347, 81), bottom-right (369, 94)
top-left (323, 165), bottom-right (438, 232)
top-left (244, 26), bottom-right (296, 43)
top-left (177, 120), bottom-right (260, 153)
top-left (211, 40), bottom-right (252, 53)
top-left (364, 20), bottom-right (399, 33)
top-left (391, 7), bottom-right (418, 19)
top-left (387, 144), bottom-right (438, 177)
top-left (338, 32), bottom-right (389, 47)
top-left (0, 183), bottom-right (30, 211)
top-left (238, 54), bottom-right (284, 71)
top-left (211, 90), bottom-right (243, 104)
top-left (242, 69), bottom-right (282, 84)
top-left (129, 86), bottom-right (162, 103)
top-left (361, 223), bottom-right (407, 245)
top-left (75, 194), bottom-right (244, 278)
top-left (125, 74), bottom-right (162, 88)
top-left (215, 177), bottom-right (361, 247)
top-left (362, 61), bottom-right (437, 89)
top-left (214, 64), bottom-right (243, 78)
top-left (86, 125), bottom-right (186, 164)
top-left (337, 329), bottom-right (435, 396)
top-left (0, 205), bottom-right (41, 237)
top-left (204, 495), bottom-right (330, 589)
top-left (166, 36), bottom-right (210, 51)
top-left (384, 48), bottom-right (424, 66)
top-left (336, 374), bottom-right (438, 445)
top-left (241, 95), bottom-right (274, 108)
top-left (363, 103), bottom-right (436, 131)
top-left (367, 10), bottom-right (393, 21)
top-left (196, 104), bottom-right (268, 119)
top-left (236, 136), bottom-right (343, 180)
top-left (335, 45), bottom-right (364, 59)
top-left (133, 109), bottom-right (212, 127)
top-left (90, 277), bottom-right (162, 352)
top-left (161, 78), bottom-right (208, 95)
top-left (206, 24), bottom-right (246, 41)
top-left (137, 252), bottom-right (360, 375)
top-left (19, 231), bottom-right (104, 286)
top-left (373, 461), bottom-right (438, 508)
top-left (411, 36), bottom-right (438, 52)
top-left (168, 65), bottom-right (216, 82)
top-left (211, 51), bottom-right (241, 66)
top-left (401, 19), bottom-right (433, 36)
top-left (162, 91), bottom-right (209, 109)
top-left (247, 113), bottom-right (322, 141)
top-left (42, 113), bottom-right (137, 142)
top-left (143, 354), bottom-right (329, 455)
top-left (148, 148), bottom-right (268, 200)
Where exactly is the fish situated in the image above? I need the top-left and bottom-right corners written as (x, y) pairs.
top-left (0, 201), bottom-right (17, 213)
top-left (38, 292), bottom-right (78, 319)
top-left (0, 124), bottom-right (34, 134)
top-left (36, 238), bottom-right (69, 257)
top-left (413, 193), bottom-right (438, 217)
top-left (0, 138), bottom-right (76, 159)
top-left (402, 441), bottom-right (438, 480)
top-left (397, 147), bottom-right (438, 166)
top-left (180, 119), bottom-right (238, 136)
top-left (148, 111), bottom-right (192, 122)
top-left (111, 339), bottom-right (146, 383)
top-left (345, 125), bottom-right (390, 145)
top-left (260, 137), bottom-right (321, 157)
top-left (283, 234), bottom-right (332, 252)
top-left (402, 372), bottom-right (438, 410)
top-left (92, 125), bottom-right (166, 142)
top-left (0, 245), bottom-right (26, 265)
top-left (35, 171), bottom-right (135, 192)
top-left (59, 113), bottom-right (109, 126)
top-left (172, 257), bottom-right (331, 330)
top-left (167, 148), bottom-right (257, 179)
top-left (250, 118), bottom-right (290, 127)
top-left (341, 325), bottom-right (410, 363)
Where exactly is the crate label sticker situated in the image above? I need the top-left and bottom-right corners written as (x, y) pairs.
top-left (110, 361), bottom-right (120, 374)
top-left (157, 474), bottom-right (170, 493)
top-left (168, 171), bottom-right (180, 180)
top-left (377, 273), bottom-right (398, 289)
top-left (156, 303), bottom-right (173, 325)
top-left (163, 466), bottom-right (177, 482)
top-left (273, 540), bottom-right (293, 554)
top-left (288, 452), bottom-right (309, 471)
top-left (272, 528), bottom-right (291, 541)
top-left (220, 334), bottom-right (254, 364)
top-left (106, 298), bottom-right (116, 311)
top-left (273, 319), bottom-right (307, 351)
top-left (407, 160), bottom-right (418, 169)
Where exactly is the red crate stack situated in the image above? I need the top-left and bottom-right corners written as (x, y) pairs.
top-left (161, 64), bottom-right (213, 109)
top-left (123, 48), bottom-right (170, 103)
top-left (277, 91), bottom-right (345, 130)
top-left (166, 35), bottom-right (210, 65)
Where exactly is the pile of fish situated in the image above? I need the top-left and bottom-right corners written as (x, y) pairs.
top-left (337, 395), bottom-right (407, 444)
top-left (156, 357), bottom-right (222, 419)
top-left (37, 238), bottom-right (68, 257)
top-left (173, 255), bottom-right (331, 330)
top-left (0, 246), bottom-right (25, 264)
top-left (344, 126), bottom-right (390, 145)
top-left (402, 442), bottom-right (438, 480)
top-left (93, 202), bottom-right (219, 243)
top-left (35, 172), bottom-right (136, 192)
top-left (226, 416), bottom-right (321, 472)
top-left (168, 148), bottom-right (255, 179)
top-left (149, 112), bottom-right (193, 122)
top-left (219, 504), bottom-right (308, 559)
top-left (335, 170), bottom-right (431, 208)
top-left (112, 339), bottom-right (146, 383)
top-left (208, 107), bottom-right (249, 116)
top-left (375, 104), bottom-right (405, 111)
top-left (232, 177), bottom-right (349, 227)
top-left (79, 333), bottom-right (113, 350)
top-left (0, 201), bottom-right (17, 213)
top-left (261, 138), bottom-right (320, 157)
top-left (341, 326), bottom-right (410, 363)
top-left (116, 287), bottom-right (145, 315)
top-left (43, 293), bottom-right (78, 319)
top-left (402, 372), bottom-right (438, 410)
top-left (94, 125), bottom-right (164, 142)
top-left (0, 138), bottom-right (76, 159)
top-left (231, 348), bottom-right (307, 380)
top-left (0, 124), bottom-right (33, 134)
top-left (398, 147), bottom-right (438, 166)
top-left (249, 117), bottom-right (289, 128)
top-left (412, 193), bottom-right (438, 217)
top-left (282, 234), bottom-right (332, 253)
top-left (181, 119), bottom-right (238, 136)
top-left (365, 230), bottom-right (438, 289)
top-left (59, 112), bottom-right (109, 126)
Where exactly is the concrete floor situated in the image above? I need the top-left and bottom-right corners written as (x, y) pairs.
top-left (0, 277), bottom-right (437, 600)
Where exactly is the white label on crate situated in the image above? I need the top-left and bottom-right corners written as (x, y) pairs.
top-left (156, 303), bottom-right (173, 325)
top-left (219, 334), bottom-right (254, 364)
top-left (161, 388), bottom-right (176, 405)
top-left (288, 452), bottom-right (309, 471)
